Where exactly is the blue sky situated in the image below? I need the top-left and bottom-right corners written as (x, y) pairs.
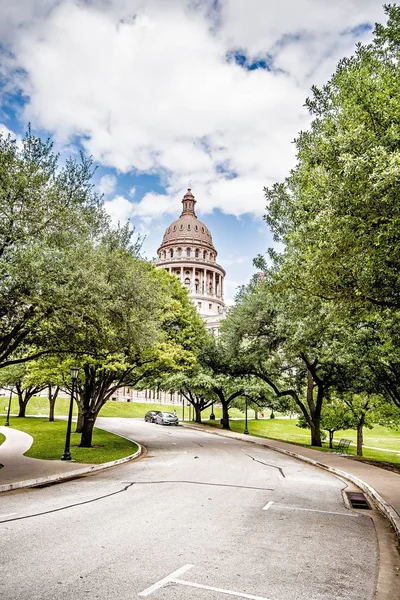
top-left (0, 0), bottom-right (384, 302)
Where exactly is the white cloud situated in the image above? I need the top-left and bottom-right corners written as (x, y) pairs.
top-left (104, 195), bottom-right (134, 224)
top-left (0, 0), bottom-right (386, 220)
top-left (0, 123), bottom-right (20, 141)
top-left (98, 174), bottom-right (117, 195)
top-left (129, 186), bottom-right (136, 197)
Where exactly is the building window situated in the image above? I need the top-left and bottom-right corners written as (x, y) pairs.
top-left (195, 248), bottom-right (199, 258)
top-left (198, 302), bottom-right (202, 309)
top-left (170, 249), bottom-right (174, 258)
top-left (177, 247), bottom-right (182, 257)
top-left (163, 251), bottom-right (166, 259)
top-left (184, 278), bottom-right (190, 286)
top-left (201, 227), bottom-right (205, 232)
top-left (186, 248), bottom-right (191, 257)
top-left (173, 225), bottom-right (176, 231)
top-left (187, 224), bottom-right (191, 230)
top-left (185, 270), bottom-right (190, 275)
top-left (203, 250), bottom-right (206, 259)
top-left (209, 303), bottom-right (212, 309)
top-left (195, 225), bottom-right (198, 231)
top-left (180, 224), bottom-right (183, 230)
top-left (195, 279), bottom-right (199, 292)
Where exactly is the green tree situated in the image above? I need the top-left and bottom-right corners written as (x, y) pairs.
top-left (220, 277), bottom-right (353, 445)
top-left (0, 362), bottom-right (46, 417)
top-left (0, 127), bottom-right (106, 368)
top-left (154, 368), bottom-right (215, 424)
top-left (264, 5), bottom-right (400, 314)
top-left (72, 249), bottom-right (207, 446)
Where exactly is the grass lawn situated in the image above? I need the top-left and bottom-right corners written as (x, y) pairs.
top-left (1, 396), bottom-right (247, 421)
top-left (2, 418), bottom-right (138, 464)
top-left (2, 396), bottom-right (399, 468)
top-left (216, 418), bottom-right (400, 468)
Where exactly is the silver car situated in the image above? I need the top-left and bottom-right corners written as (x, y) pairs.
top-left (155, 411), bottom-right (179, 426)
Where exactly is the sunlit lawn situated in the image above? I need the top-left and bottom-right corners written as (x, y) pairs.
top-left (223, 419), bottom-right (400, 467)
top-left (2, 396), bottom-right (399, 467)
top-left (0, 417), bottom-right (138, 464)
top-left (1, 395), bottom-right (247, 421)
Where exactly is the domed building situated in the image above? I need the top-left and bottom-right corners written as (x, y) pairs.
top-left (156, 188), bottom-right (227, 332)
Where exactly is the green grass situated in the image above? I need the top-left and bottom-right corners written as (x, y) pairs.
top-left (217, 419), bottom-right (400, 468)
top-left (3, 396), bottom-right (399, 468)
top-left (0, 396), bottom-right (247, 421)
top-left (0, 432), bottom-right (5, 446)
top-left (3, 418), bottom-right (138, 464)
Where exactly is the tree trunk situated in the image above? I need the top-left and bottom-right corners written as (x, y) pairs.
top-left (80, 416), bottom-right (96, 448)
top-left (75, 410), bottom-right (84, 433)
top-left (17, 388), bottom-right (29, 418)
top-left (18, 403), bottom-right (27, 417)
top-left (221, 401), bottom-right (230, 429)
top-left (194, 404), bottom-right (202, 424)
top-left (329, 430), bottom-right (334, 449)
top-left (48, 385), bottom-right (59, 422)
top-left (310, 419), bottom-right (322, 446)
top-left (306, 370), bottom-right (322, 447)
top-left (356, 416), bottom-right (364, 456)
top-left (254, 411), bottom-right (258, 420)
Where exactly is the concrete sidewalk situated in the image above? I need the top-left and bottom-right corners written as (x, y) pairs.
top-left (0, 425), bottom-right (141, 493)
top-left (185, 424), bottom-right (400, 543)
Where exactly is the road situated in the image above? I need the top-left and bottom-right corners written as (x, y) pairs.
top-left (1, 418), bottom-right (378, 600)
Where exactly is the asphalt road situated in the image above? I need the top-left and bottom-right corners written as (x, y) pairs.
top-left (0, 418), bottom-right (378, 600)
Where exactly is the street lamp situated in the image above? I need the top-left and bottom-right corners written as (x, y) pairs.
top-left (61, 367), bottom-right (79, 461)
top-left (244, 388), bottom-right (249, 435)
top-left (4, 385), bottom-right (14, 427)
top-left (210, 398), bottom-right (215, 420)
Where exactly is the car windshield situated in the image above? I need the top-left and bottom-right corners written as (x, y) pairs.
top-left (161, 412), bottom-right (175, 417)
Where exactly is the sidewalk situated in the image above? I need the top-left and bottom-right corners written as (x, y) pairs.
top-left (185, 424), bottom-right (400, 543)
top-left (0, 425), bottom-right (141, 493)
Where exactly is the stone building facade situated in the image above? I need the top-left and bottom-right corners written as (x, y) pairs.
top-left (155, 188), bottom-right (227, 332)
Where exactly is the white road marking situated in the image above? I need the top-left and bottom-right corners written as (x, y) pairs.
top-left (276, 505), bottom-right (358, 517)
top-left (262, 501), bottom-right (274, 511)
top-left (138, 564), bottom-right (194, 596)
top-left (173, 578), bottom-right (273, 600)
top-left (0, 513), bottom-right (16, 518)
top-left (138, 564), bottom-right (273, 600)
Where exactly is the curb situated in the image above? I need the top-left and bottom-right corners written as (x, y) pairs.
top-left (183, 424), bottom-right (400, 543)
top-left (0, 443), bottom-right (142, 494)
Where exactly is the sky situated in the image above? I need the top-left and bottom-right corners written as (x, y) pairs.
top-left (0, 0), bottom-right (386, 303)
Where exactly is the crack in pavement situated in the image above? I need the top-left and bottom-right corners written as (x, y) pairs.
top-left (0, 482), bottom-right (136, 524)
top-left (0, 480), bottom-right (274, 524)
top-left (245, 453), bottom-right (286, 478)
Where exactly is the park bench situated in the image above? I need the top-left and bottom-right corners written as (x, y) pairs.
top-left (335, 438), bottom-right (352, 454)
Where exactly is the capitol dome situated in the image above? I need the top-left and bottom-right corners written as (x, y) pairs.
top-left (156, 188), bottom-right (226, 331)
top-left (159, 189), bottom-right (216, 254)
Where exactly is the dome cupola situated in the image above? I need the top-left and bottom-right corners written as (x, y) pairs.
top-left (155, 188), bottom-right (226, 327)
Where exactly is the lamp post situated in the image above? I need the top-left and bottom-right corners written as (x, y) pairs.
top-left (4, 386), bottom-right (14, 427)
top-left (181, 393), bottom-right (185, 422)
top-left (210, 399), bottom-right (215, 420)
top-left (244, 389), bottom-right (249, 435)
top-left (61, 367), bottom-right (79, 461)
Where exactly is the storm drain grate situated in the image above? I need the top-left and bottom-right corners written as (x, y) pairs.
top-left (345, 491), bottom-right (372, 510)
